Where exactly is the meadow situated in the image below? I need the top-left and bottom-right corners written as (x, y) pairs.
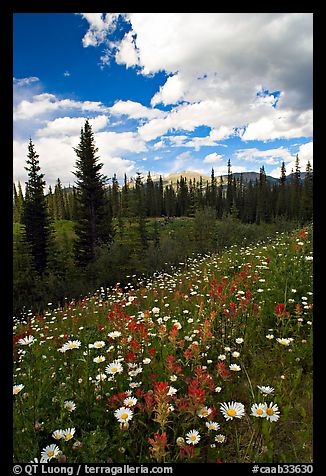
top-left (13, 225), bottom-right (313, 464)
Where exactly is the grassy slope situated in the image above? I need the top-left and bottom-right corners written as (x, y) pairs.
top-left (13, 225), bottom-right (313, 463)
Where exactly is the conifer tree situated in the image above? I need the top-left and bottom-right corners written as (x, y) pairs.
top-left (73, 120), bottom-right (113, 267)
top-left (22, 139), bottom-right (52, 274)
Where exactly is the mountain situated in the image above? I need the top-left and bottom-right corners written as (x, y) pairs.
top-left (162, 170), bottom-right (278, 186)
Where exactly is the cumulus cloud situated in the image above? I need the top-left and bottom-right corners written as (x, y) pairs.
top-left (36, 115), bottom-right (109, 137)
top-left (203, 153), bottom-right (224, 164)
top-left (79, 13), bottom-right (119, 47)
top-left (13, 92), bottom-right (108, 121)
top-left (109, 100), bottom-right (165, 121)
top-left (13, 76), bottom-right (40, 86)
top-left (95, 13), bottom-right (312, 143)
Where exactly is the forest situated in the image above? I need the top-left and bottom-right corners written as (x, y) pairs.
top-left (13, 120), bottom-right (313, 317)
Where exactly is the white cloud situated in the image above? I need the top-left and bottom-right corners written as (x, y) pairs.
top-left (203, 153), bottom-right (223, 164)
top-left (101, 13), bottom-right (312, 143)
top-left (79, 13), bottom-right (119, 47)
top-left (36, 115), bottom-right (109, 137)
top-left (115, 31), bottom-right (140, 68)
top-left (268, 141), bottom-right (313, 178)
top-left (13, 92), bottom-right (108, 121)
top-left (13, 76), bottom-right (40, 86)
top-left (235, 147), bottom-right (293, 163)
top-left (109, 100), bottom-right (165, 121)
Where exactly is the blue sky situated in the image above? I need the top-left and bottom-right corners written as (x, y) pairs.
top-left (13, 13), bottom-right (313, 187)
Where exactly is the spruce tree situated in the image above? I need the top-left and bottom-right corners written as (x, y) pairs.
top-left (22, 139), bottom-right (52, 274)
top-left (73, 120), bottom-right (113, 267)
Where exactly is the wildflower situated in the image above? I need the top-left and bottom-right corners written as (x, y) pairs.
top-left (185, 429), bottom-right (201, 445)
top-left (257, 385), bottom-right (274, 395)
top-left (40, 444), bottom-right (61, 462)
top-left (143, 358), bottom-right (151, 364)
top-left (251, 403), bottom-right (267, 418)
top-left (167, 386), bottom-right (178, 396)
top-left (96, 373), bottom-right (107, 382)
top-left (229, 364), bottom-right (241, 372)
top-left (152, 307), bottom-right (160, 315)
top-left (18, 335), bottom-right (35, 346)
top-left (114, 406), bottom-right (134, 423)
top-left (108, 331), bottom-right (121, 339)
top-left (266, 334), bottom-right (274, 340)
top-left (105, 362), bottom-right (123, 375)
top-left (205, 421), bottom-right (220, 431)
top-left (197, 406), bottom-right (212, 418)
top-left (123, 396), bottom-right (137, 407)
top-left (62, 340), bottom-right (81, 352)
top-left (93, 355), bottom-right (106, 363)
top-left (91, 341), bottom-right (106, 349)
top-left (62, 428), bottom-right (76, 441)
top-left (215, 386), bottom-right (222, 393)
top-left (232, 351), bottom-right (240, 358)
top-left (235, 338), bottom-right (244, 344)
top-left (64, 400), bottom-right (76, 412)
top-left (218, 354), bottom-right (226, 360)
top-left (215, 434), bottom-right (226, 443)
top-left (276, 338), bottom-right (292, 346)
top-left (220, 401), bottom-right (245, 421)
top-left (265, 402), bottom-right (280, 422)
top-left (52, 429), bottom-right (64, 440)
top-left (13, 384), bottom-right (24, 396)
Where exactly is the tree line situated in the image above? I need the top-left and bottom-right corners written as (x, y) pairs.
top-left (13, 120), bottom-right (313, 315)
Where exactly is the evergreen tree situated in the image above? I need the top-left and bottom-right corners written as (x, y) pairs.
top-left (13, 182), bottom-right (24, 223)
top-left (301, 160), bottom-right (313, 222)
top-left (22, 139), bottom-right (52, 274)
top-left (73, 120), bottom-right (113, 267)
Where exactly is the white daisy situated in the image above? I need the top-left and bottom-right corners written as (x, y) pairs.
top-left (114, 406), bottom-right (134, 423)
top-left (91, 341), bottom-right (106, 349)
top-left (62, 340), bottom-right (81, 352)
top-left (40, 444), bottom-right (60, 462)
top-left (215, 434), bottom-right (226, 443)
top-left (105, 361), bottom-right (123, 375)
top-left (205, 421), bottom-right (220, 431)
top-left (123, 396), bottom-right (137, 407)
top-left (185, 429), bottom-right (201, 445)
top-left (276, 338), bottom-right (292, 346)
top-left (257, 385), bottom-right (274, 395)
top-left (52, 429), bottom-right (64, 440)
top-left (197, 406), bottom-right (212, 418)
top-left (13, 384), bottom-right (25, 396)
top-left (18, 335), bottom-right (35, 346)
top-left (93, 355), bottom-right (106, 363)
top-left (220, 401), bottom-right (245, 421)
top-left (64, 400), bottom-right (76, 412)
top-left (229, 363), bottom-right (241, 372)
top-left (251, 403), bottom-right (267, 418)
top-left (62, 427), bottom-right (76, 441)
top-left (108, 331), bottom-right (121, 339)
top-left (265, 402), bottom-right (280, 422)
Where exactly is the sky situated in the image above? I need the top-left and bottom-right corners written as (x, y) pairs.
top-left (13, 13), bottom-right (313, 188)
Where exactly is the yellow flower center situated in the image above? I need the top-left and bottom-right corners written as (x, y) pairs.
top-left (68, 344), bottom-right (76, 349)
top-left (256, 409), bottom-right (264, 415)
top-left (48, 451), bottom-right (54, 457)
top-left (111, 367), bottom-right (118, 373)
top-left (266, 408), bottom-right (274, 416)
top-left (227, 409), bottom-right (237, 417)
top-left (202, 410), bottom-right (208, 416)
top-left (121, 413), bottom-right (129, 420)
top-left (65, 433), bottom-right (72, 440)
top-left (190, 435), bottom-right (196, 441)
